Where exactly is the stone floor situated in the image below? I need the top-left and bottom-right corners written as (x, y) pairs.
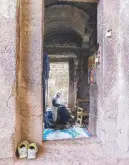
top-left (1, 137), bottom-right (129, 165)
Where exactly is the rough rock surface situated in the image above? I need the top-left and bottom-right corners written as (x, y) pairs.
top-left (1, 138), bottom-right (129, 165)
top-left (0, 0), bottom-right (17, 158)
top-left (1, 0), bottom-right (129, 164)
top-left (95, 0), bottom-right (129, 153)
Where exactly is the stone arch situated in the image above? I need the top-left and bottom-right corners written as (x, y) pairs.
top-left (44, 5), bottom-right (89, 45)
top-left (44, 4), bottom-right (90, 109)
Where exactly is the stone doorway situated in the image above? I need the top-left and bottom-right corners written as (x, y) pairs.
top-left (48, 62), bottom-right (69, 107)
top-left (43, 0), bottom-right (97, 140)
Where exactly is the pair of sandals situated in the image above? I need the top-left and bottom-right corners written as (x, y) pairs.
top-left (17, 141), bottom-right (38, 159)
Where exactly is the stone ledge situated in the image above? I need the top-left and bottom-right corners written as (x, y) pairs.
top-left (2, 137), bottom-right (129, 165)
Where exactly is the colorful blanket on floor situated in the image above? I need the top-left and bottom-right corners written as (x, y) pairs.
top-left (43, 127), bottom-right (91, 140)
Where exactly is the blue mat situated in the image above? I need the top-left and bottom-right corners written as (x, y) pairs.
top-left (43, 127), bottom-right (91, 140)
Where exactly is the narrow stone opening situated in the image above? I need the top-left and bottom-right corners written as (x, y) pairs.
top-left (48, 62), bottom-right (69, 106)
top-left (42, 0), bottom-right (97, 141)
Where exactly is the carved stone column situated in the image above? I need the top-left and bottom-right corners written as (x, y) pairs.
top-left (18, 0), bottom-right (44, 143)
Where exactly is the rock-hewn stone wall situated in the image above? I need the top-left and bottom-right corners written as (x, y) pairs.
top-left (0, 0), bottom-right (18, 158)
top-left (97, 0), bottom-right (129, 153)
top-left (2, 0), bottom-right (129, 160)
top-left (0, 0), bottom-right (44, 158)
top-left (116, 0), bottom-right (129, 152)
top-left (97, 0), bottom-right (120, 144)
top-left (77, 55), bottom-right (89, 100)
